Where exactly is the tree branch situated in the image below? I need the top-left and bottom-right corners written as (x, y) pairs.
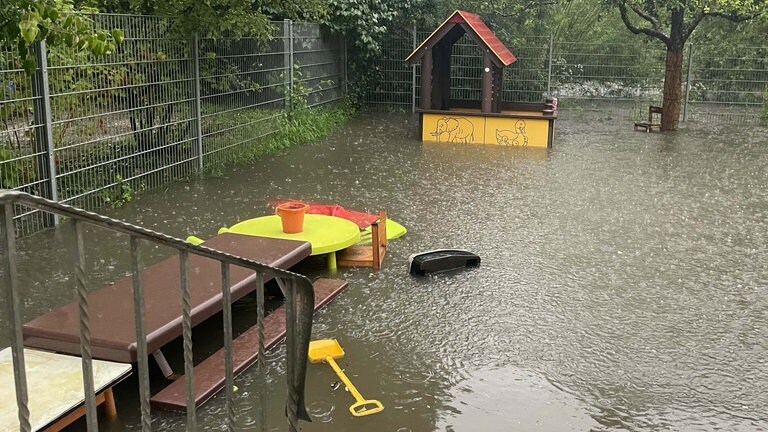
top-left (707, 10), bottom-right (762, 23)
top-left (618, 2), bottom-right (670, 45)
top-left (684, 10), bottom-right (707, 41)
top-left (685, 9), bottom-right (763, 41)
top-left (630, 4), bottom-right (663, 33)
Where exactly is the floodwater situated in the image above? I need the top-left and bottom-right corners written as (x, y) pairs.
top-left (3, 112), bottom-right (768, 431)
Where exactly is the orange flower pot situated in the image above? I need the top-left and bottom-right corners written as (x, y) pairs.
top-left (276, 201), bottom-right (309, 233)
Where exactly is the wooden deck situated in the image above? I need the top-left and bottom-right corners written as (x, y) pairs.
top-left (150, 278), bottom-right (349, 411)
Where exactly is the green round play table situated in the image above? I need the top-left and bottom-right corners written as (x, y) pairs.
top-left (220, 214), bottom-right (361, 270)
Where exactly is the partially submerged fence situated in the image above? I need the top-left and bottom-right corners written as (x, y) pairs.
top-left (366, 27), bottom-right (768, 124)
top-left (1, 15), bottom-right (345, 237)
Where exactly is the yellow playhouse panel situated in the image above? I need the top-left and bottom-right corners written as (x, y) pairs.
top-left (422, 114), bottom-right (485, 144)
top-left (485, 117), bottom-right (550, 148)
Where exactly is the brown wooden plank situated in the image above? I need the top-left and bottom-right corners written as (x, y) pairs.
top-left (44, 389), bottom-right (109, 432)
top-left (150, 278), bottom-right (349, 411)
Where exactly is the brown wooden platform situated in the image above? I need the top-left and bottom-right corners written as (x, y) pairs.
top-left (150, 278), bottom-right (349, 411)
top-left (22, 234), bottom-right (311, 363)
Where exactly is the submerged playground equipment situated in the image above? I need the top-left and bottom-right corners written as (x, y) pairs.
top-left (406, 10), bottom-right (557, 148)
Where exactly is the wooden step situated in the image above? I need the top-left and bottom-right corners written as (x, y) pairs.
top-left (150, 278), bottom-right (348, 411)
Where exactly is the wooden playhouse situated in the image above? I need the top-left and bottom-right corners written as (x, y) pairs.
top-left (406, 10), bottom-right (557, 148)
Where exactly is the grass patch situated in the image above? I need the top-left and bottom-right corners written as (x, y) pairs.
top-left (202, 101), bottom-right (354, 176)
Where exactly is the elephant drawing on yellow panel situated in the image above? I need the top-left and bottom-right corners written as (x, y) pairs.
top-left (495, 120), bottom-right (528, 146)
top-left (431, 117), bottom-right (475, 143)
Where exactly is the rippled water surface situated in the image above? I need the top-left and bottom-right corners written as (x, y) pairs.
top-left (4, 113), bottom-right (768, 431)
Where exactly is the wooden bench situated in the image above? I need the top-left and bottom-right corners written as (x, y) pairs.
top-left (634, 105), bottom-right (663, 132)
top-left (150, 278), bottom-right (349, 411)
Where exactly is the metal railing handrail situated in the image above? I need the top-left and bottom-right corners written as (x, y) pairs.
top-left (0, 190), bottom-right (314, 432)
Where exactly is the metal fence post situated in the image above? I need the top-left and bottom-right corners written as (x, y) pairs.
top-left (289, 20), bottom-right (295, 110)
top-left (31, 41), bottom-right (59, 226)
top-left (191, 34), bottom-right (204, 170)
top-left (342, 37), bottom-right (348, 97)
top-left (412, 24), bottom-right (417, 113)
top-left (283, 19), bottom-right (291, 111)
top-left (547, 34), bottom-right (554, 97)
top-left (683, 43), bottom-right (694, 123)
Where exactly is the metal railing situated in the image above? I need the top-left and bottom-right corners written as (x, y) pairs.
top-left (0, 190), bottom-right (315, 432)
top-left (366, 26), bottom-right (768, 124)
top-left (1, 15), bottom-right (346, 237)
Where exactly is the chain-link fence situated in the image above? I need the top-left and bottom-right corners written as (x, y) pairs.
top-left (366, 26), bottom-right (768, 124)
top-left (1, 15), bottom-right (345, 237)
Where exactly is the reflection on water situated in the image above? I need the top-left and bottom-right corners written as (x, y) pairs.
top-left (2, 113), bottom-right (768, 431)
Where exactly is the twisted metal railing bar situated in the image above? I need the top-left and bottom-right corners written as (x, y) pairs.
top-left (73, 220), bottom-right (99, 431)
top-left (0, 190), bottom-right (315, 432)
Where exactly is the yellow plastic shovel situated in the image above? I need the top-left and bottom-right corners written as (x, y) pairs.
top-left (308, 339), bottom-right (384, 417)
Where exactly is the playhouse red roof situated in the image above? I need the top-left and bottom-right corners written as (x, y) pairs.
top-left (405, 10), bottom-right (517, 67)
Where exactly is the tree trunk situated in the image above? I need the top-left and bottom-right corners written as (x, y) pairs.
top-left (661, 47), bottom-right (684, 131)
top-left (662, 8), bottom-right (686, 132)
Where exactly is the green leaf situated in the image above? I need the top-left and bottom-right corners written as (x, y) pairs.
top-left (111, 29), bottom-right (124, 44)
top-left (91, 39), bottom-right (106, 55)
top-left (20, 23), bottom-right (39, 44)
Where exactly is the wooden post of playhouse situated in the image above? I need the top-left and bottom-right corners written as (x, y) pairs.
top-left (481, 51), bottom-right (493, 113)
top-left (492, 66), bottom-right (503, 113)
top-left (420, 48), bottom-right (433, 110)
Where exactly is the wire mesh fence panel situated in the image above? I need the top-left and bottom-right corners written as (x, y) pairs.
top-left (504, 36), bottom-right (550, 103)
top-left (450, 37), bottom-right (483, 102)
top-left (1, 15), bottom-right (345, 237)
top-left (292, 22), bottom-right (344, 109)
top-left (0, 45), bottom-right (52, 236)
top-left (686, 44), bottom-right (768, 124)
top-left (48, 14), bottom-right (198, 211)
top-left (363, 28), bottom-right (415, 108)
top-left (550, 41), bottom-right (667, 119)
top-left (199, 22), bottom-right (289, 168)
